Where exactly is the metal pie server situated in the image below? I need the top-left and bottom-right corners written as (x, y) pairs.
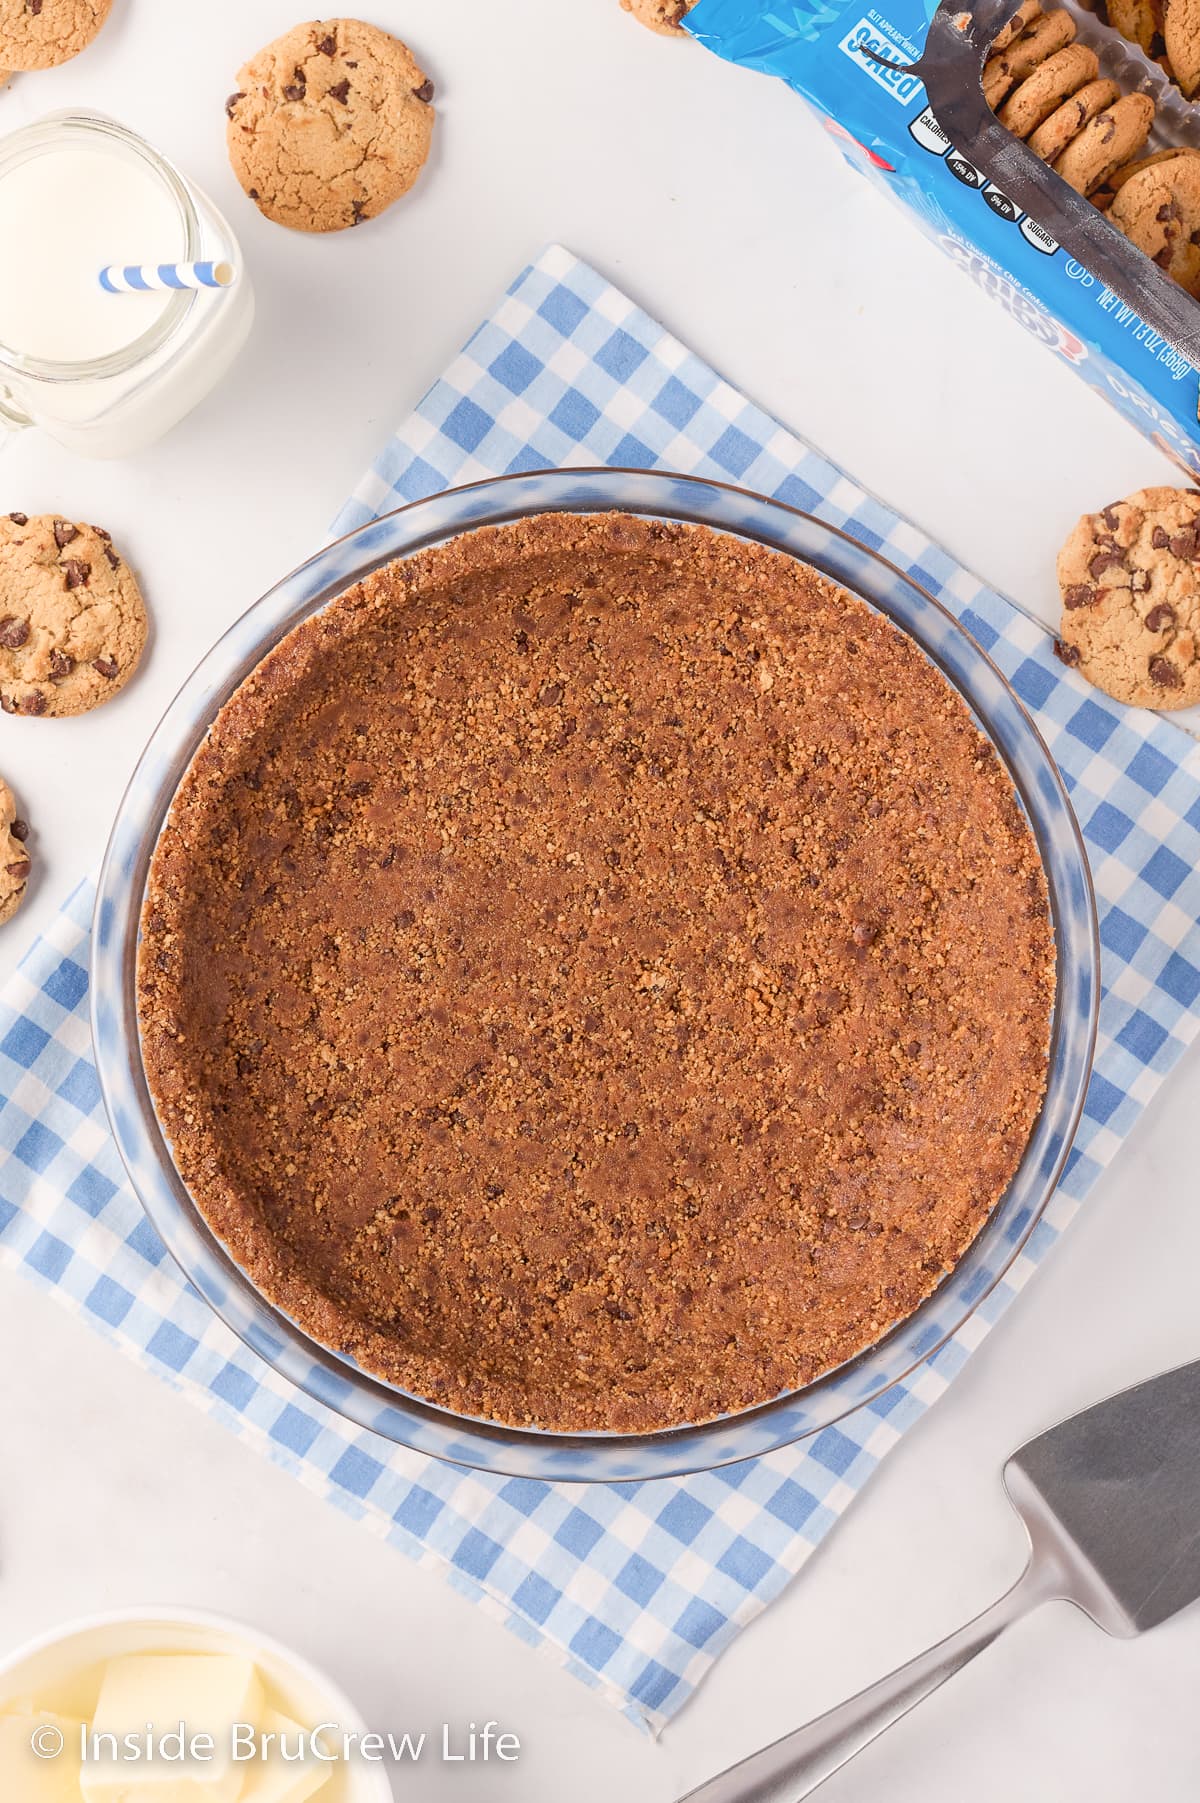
top-left (680, 1359), bottom-right (1200, 1802)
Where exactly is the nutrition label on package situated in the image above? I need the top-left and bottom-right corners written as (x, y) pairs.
top-left (909, 106), bottom-right (1060, 256)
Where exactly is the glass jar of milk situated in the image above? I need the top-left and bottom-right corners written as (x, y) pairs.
top-left (0, 112), bottom-right (253, 458)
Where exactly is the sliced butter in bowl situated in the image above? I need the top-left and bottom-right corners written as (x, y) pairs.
top-left (82, 1652), bottom-right (263, 1800)
top-left (0, 1610), bottom-right (381, 1802)
top-left (0, 1710), bottom-right (86, 1801)
top-left (239, 1707), bottom-right (333, 1803)
top-left (1, 1653), bottom-right (333, 1803)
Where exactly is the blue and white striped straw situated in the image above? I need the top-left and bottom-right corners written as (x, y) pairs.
top-left (98, 260), bottom-right (236, 294)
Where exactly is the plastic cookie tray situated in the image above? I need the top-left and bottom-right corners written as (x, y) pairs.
top-left (913, 0), bottom-right (1200, 363)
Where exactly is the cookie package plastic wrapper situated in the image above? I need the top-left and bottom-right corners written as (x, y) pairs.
top-left (686, 0), bottom-right (1200, 475)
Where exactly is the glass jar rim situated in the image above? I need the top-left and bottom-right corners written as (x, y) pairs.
top-left (0, 109), bottom-right (201, 382)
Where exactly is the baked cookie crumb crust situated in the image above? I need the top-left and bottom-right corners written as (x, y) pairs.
top-left (138, 513), bottom-right (1054, 1433)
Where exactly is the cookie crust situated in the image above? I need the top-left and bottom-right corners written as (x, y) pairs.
top-left (0, 513), bottom-right (146, 717)
top-left (1057, 487), bottom-right (1200, 708)
top-left (139, 513), bottom-right (1055, 1434)
top-left (226, 17), bottom-right (434, 233)
top-left (0, 0), bottom-right (110, 71)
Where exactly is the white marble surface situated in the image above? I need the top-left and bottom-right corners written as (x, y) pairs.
top-left (0, 2), bottom-right (1198, 1797)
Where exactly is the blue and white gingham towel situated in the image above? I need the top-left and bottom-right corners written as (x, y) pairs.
top-left (3, 245), bottom-right (1200, 1734)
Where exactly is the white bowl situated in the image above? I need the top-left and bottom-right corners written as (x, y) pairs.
top-left (0, 1606), bottom-right (393, 1801)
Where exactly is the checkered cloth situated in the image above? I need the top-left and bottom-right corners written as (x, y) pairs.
top-left (3, 245), bottom-right (1200, 1734)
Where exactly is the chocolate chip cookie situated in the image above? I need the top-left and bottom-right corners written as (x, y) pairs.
top-left (998, 43), bottom-right (1099, 139)
top-left (227, 18), bottom-right (435, 233)
top-left (620, 0), bottom-right (694, 31)
top-left (1110, 150), bottom-right (1200, 296)
top-left (989, 0), bottom-right (1043, 55)
top-left (1057, 487), bottom-right (1200, 708)
top-left (1164, 0), bottom-right (1200, 95)
top-left (0, 513), bottom-right (147, 718)
top-left (1108, 0), bottom-right (1164, 55)
top-left (0, 780), bottom-right (30, 925)
top-left (0, 0), bottom-right (111, 71)
top-left (983, 9), bottom-right (1076, 109)
top-left (1109, 143), bottom-right (1200, 190)
top-left (1027, 77), bottom-right (1120, 162)
top-left (1053, 92), bottom-right (1155, 196)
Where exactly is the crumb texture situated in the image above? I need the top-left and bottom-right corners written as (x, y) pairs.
top-left (139, 514), bottom-right (1055, 1433)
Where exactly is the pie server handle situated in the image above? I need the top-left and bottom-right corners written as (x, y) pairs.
top-left (675, 1559), bottom-right (1052, 1802)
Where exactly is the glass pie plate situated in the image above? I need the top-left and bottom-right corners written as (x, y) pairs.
top-left (93, 469), bottom-right (1100, 1481)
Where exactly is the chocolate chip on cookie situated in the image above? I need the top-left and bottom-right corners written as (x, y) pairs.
top-left (0, 779), bottom-right (30, 925)
top-left (620, 0), bottom-right (694, 32)
top-left (0, 0), bottom-right (111, 71)
top-left (983, 9), bottom-right (1076, 110)
top-left (1053, 91), bottom-right (1155, 197)
top-left (0, 514), bottom-right (147, 718)
top-left (1057, 487), bottom-right (1200, 709)
top-left (226, 18), bottom-right (435, 233)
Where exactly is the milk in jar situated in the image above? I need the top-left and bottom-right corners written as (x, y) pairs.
top-left (0, 113), bottom-right (253, 457)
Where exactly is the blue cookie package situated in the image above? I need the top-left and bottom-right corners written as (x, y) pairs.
top-left (686, 0), bottom-right (1200, 474)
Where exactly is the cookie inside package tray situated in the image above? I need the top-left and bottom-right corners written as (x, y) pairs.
top-left (916, 0), bottom-right (1200, 356)
top-left (687, 0), bottom-right (1200, 473)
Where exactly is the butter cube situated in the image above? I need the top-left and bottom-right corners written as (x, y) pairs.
top-left (81, 1653), bottom-right (263, 1802)
top-left (0, 1710), bottom-right (86, 1802)
top-left (237, 1709), bottom-right (331, 1803)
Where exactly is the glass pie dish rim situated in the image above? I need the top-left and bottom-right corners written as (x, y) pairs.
top-left (92, 466), bottom-right (1100, 1482)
